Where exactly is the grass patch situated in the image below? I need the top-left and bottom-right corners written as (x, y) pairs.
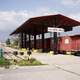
top-left (0, 57), bottom-right (46, 67)
top-left (17, 58), bottom-right (44, 66)
top-left (0, 57), bottom-right (11, 68)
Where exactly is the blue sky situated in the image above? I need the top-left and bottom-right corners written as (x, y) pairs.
top-left (0, 0), bottom-right (80, 42)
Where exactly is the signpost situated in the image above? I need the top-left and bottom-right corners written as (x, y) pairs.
top-left (48, 27), bottom-right (64, 54)
top-left (48, 27), bottom-right (64, 32)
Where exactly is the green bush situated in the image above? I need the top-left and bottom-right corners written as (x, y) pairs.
top-left (18, 58), bottom-right (43, 66)
top-left (0, 57), bottom-right (11, 68)
top-left (0, 57), bottom-right (45, 67)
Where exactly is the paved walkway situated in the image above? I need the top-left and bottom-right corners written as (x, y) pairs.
top-left (0, 54), bottom-right (80, 80)
top-left (32, 54), bottom-right (80, 74)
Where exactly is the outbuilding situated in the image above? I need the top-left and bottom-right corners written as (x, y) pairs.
top-left (59, 35), bottom-right (80, 53)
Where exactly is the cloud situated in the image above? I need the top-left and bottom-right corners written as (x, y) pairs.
top-left (0, 8), bottom-right (60, 42)
top-left (0, 10), bottom-right (29, 42)
top-left (0, 7), bottom-right (80, 42)
top-left (0, 8), bottom-right (60, 32)
top-left (27, 7), bottom-right (60, 18)
top-left (0, 10), bottom-right (29, 31)
top-left (68, 13), bottom-right (80, 22)
top-left (61, 0), bottom-right (80, 5)
top-left (0, 8), bottom-right (59, 31)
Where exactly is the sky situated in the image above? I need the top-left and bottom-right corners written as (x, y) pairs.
top-left (0, 0), bottom-right (80, 42)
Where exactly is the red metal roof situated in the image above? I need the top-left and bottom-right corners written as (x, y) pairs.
top-left (11, 14), bottom-right (80, 35)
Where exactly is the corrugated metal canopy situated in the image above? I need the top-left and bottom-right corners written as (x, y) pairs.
top-left (10, 14), bottom-right (80, 35)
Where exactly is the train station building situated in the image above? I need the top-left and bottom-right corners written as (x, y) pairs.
top-left (11, 14), bottom-right (80, 54)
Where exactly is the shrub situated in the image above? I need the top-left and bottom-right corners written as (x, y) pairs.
top-left (18, 58), bottom-right (43, 66)
top-left (0, 58), bottom-right (11, 68)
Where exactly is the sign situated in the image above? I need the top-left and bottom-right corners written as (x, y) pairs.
top-left (48, 27), bottom-right (64, 32)
top-left (64, 39), bottom-right (69, 44)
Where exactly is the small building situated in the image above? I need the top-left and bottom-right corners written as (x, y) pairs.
top-left (59, 35), bottom-right (80, 52)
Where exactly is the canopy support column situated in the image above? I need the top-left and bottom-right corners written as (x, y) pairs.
top-left (28, 34), bottom-right (31, 50)
top-left (42, 32), bottom-right (45, 52)
top-left (24, 33), bottom-right (27, 48)
top-left (20, 33), bottom-right (24, 48)
top-left (53, 16), bottom-right (58, 54)
top-left (53, 32), bottom-right (58, 54)
top-left (34, 34), bottom-right (36, 49)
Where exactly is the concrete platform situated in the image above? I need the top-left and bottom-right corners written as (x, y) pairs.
top-left (0, 54), bottom-right (80, 80)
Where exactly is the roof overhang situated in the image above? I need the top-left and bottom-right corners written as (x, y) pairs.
top-left (70, 34), bottom-right (80, 38)
top-left (10, 14), bottom-right (80, 35)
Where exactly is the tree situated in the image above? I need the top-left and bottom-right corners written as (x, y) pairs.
top-left (10, 36), bottom-right (19, 48)
top-left (13, 39), bottom-right (19, 47)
